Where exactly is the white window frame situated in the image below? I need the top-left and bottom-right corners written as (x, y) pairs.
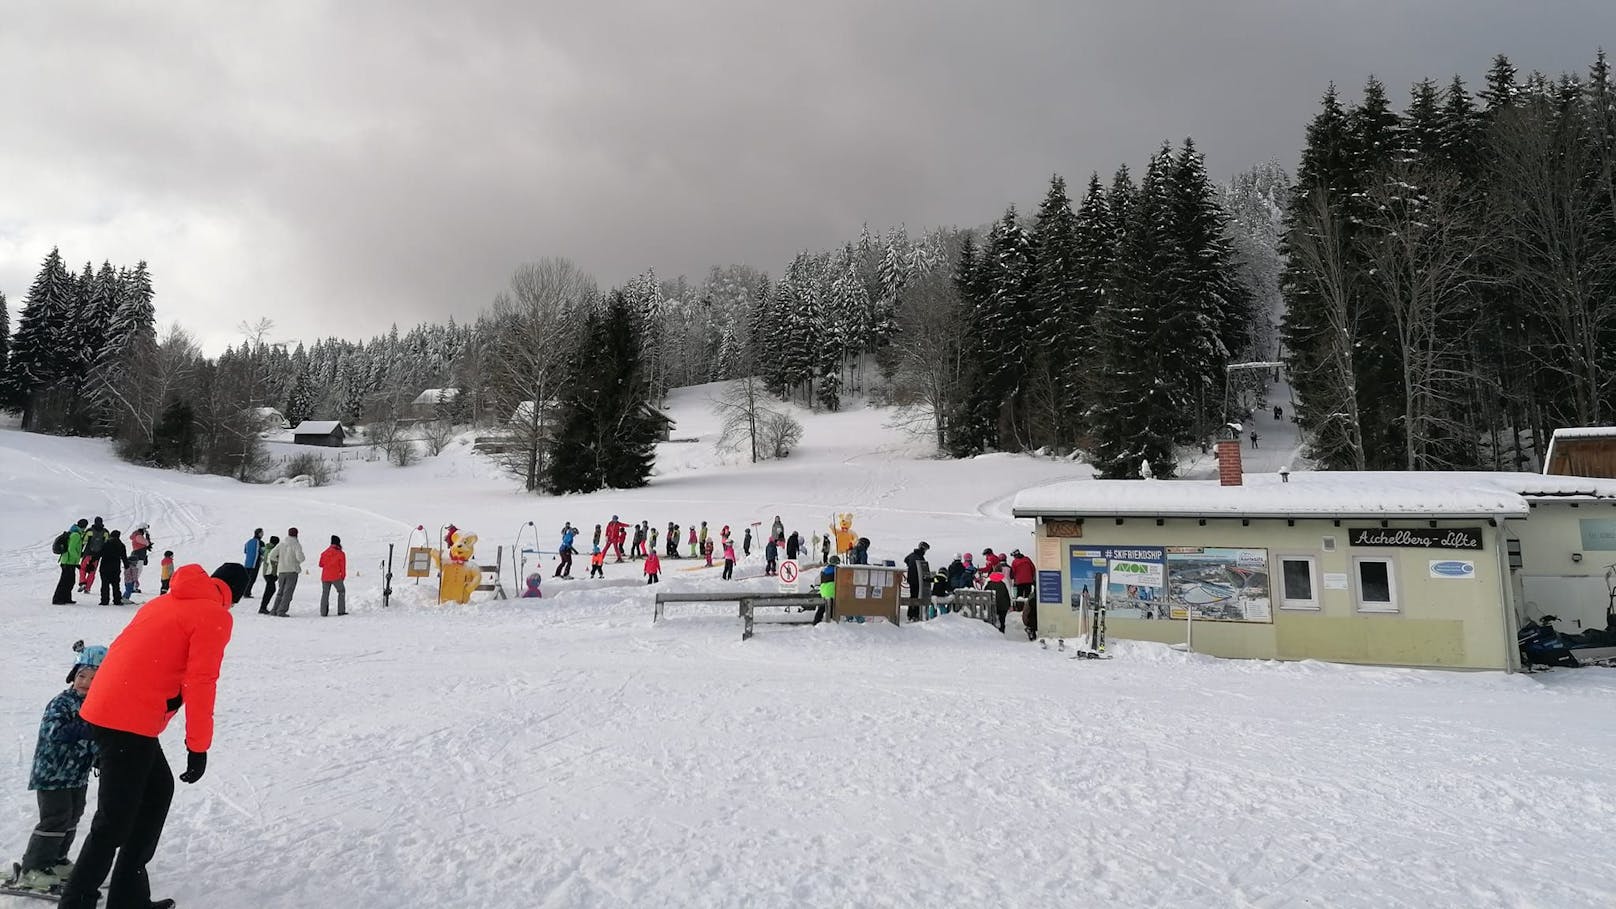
top-left (1275, 554), bottom-right (1320, 611)
top-left (1353, 556), bottom-right (1400, 614)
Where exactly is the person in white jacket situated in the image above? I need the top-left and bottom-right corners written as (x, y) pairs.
top-left (270, 527), bottom-right (306, 617)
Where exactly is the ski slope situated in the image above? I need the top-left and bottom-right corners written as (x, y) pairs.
top-left (2, 388), bottom-right (1614, 908)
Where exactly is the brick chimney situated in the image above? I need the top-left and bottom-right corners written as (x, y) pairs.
top-left (1216, 439), bottom-right (1243, 486)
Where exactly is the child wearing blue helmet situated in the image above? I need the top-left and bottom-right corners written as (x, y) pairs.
top-left (5, 642), bottom-right (105, 894)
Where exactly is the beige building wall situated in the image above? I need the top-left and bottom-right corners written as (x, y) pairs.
top-left (1508, 503), bottom-right (1616, 632)
top-left (1033, 518), bottom-right (1510, 670)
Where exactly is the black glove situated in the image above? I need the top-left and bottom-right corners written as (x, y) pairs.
top-left (179, 750), bottom-right (207, 784)
top-left (166, 693), bottom-right (184, 713)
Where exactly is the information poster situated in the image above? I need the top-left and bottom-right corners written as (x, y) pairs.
top-left (1069, 546), bottom-right (1164, 617)
top-left (1164, 547), bottom-right (1272, 623)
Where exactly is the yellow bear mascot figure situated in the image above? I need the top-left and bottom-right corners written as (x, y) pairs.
top-left (430, 525), bottom-right (481, 605)
top-left (832, 513), bottom-right (857, 557)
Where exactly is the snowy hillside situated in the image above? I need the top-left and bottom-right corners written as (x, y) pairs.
top-left (2, 389), bottom-right (1615, 908)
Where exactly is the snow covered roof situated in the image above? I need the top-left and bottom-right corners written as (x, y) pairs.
top-left (292, 421), bottom-right (343, 435)
top-left (1011, 471), bottom-right (1616, 521)
top-left (1543, 427), bottom-right (1616, 476)
top-left (410, 388), bottom-right (460, 406)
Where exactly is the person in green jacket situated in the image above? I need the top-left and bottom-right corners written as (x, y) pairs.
top-left (813, 556), bottom-right (839, 624)
top-left (52, 520), bottom-right (88, 605)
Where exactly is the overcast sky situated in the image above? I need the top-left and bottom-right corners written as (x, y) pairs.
top-left (2, 1), bottom-right (1611, 352)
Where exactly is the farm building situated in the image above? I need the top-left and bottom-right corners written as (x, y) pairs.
top-left (406, 388), bottom-right (460, 421)
top-left (291, 421), bottom-right (346, 447)
top-left (1011, 441), bottom-right (1616, 671)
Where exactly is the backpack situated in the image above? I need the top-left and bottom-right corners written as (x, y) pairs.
top-left (52, 531), bottom-right (70, 555)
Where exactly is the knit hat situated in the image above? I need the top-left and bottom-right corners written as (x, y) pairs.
top-left (211, 563), bottom-right (250, 604)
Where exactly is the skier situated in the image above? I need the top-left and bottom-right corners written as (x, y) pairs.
top-left (256, 537), bottom-right (280, 613)
top-left (159, 550), bottom-right (175, 595)
top-left (8, 644), bottom-right (104, 894)
top-left (903, 542), bottom-right (930, 602)
top-left (702, 537), bottom-right (715, 568)
top-left (930, 570), bottom-right (953, 615)
top-left (1009, 549), bottom-right (1037, 639)
top-left (722, 538), bottom-right (736, 580)
top-left (687, 525), bottom-right (698, 558)
top-left (52, 519), bottom-right (88, 605)
top-left (556, 523), bottom-right (578, 579)
top-left (96, 530), bottom-right (129, 607)
top-left (631, 522), bottom-right (647, 560)
top-left (742, 527), bottom-right (752, 558)
top-left (77, 518), bottom-right (108, 595)
top-left (946, 554), bottom-right (968, 591)
top-left (649, 525), bottom-right (659, 557)
top-left (606, 516), bottom-right (627, 562)
top-left (982, 548), bottom-right (1006, 575)
top-left (720, 524), bottom-right (731, 542)
top-left (318, 535), bottom-right (347, 617)
top-left (588, 546), bottom-right (605, 579)
top-left (985, 570), bottom-right (1013, 633)
top-left (242, 528), bottom-right (264, 597)
top-left (56, 562), bottom-right (246, 909)
top-left (764, 535), bottom-right (779, 576)
top-left (666, 522), bottom-right (680, 558)
top-left (820, 534), bottom-right (831, 564)
top-left (644, 549), bottom-right (661, 585)
top-left (770, 515), bottom-right (785, 543)
top-left (698, 522), bottom-right (709, 556)
top-left (786, 531), bottom-right (800, 562)
top-left (522, 574), bottom-right (543, 598)
top-left (593, 523), bottom-right (602, 550)
top-left (126, 523), bottom-right (152, 596)
top-left (270, 527), bottom-right (306, 617)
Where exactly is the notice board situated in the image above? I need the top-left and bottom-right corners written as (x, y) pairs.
top-left (834, 566), bottom-right (902, 625)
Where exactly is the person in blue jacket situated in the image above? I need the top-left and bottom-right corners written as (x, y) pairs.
top-left (555, 523), bottom-right (578, 579)
top-left (242, 528), bottom-right (264, 597)
top-left (10, 644), bottom-right (105, 893)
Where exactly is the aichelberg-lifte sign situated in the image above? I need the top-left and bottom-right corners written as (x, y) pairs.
top-left (1347, 527), bottom-right (1483, 550)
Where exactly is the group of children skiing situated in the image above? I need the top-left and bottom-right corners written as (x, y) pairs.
top-left (51, 517), bottom-right (173, 607)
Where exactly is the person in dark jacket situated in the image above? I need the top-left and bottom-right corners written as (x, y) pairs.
top-left (13, 645), bottom-right (104, 893)
top-left (785, 531), bottom-right (800, 561)
top-left (850, 537), bottom-right (870, 565)
top-left (903, 542), bottom-right (930, 601)
top-left (742, 527), bottom-right (752, 558)
top-left (946, 555), bottom-right (968, 591)
top-left (984, 571), bottom-right (1013, 633)
top-left (764, 535), bottom-right (779, 576)
top-left (667, 523), bottom-right (681, 558)
top-left (97, 531), bottom-right (129, 606)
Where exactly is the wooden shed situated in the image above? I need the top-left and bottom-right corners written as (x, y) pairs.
top-left (291, 420), bottom-right (346, 447)
top-left (1544, 428), bottom-right (1616, 479)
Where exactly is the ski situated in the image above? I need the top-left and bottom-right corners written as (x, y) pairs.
top-left (1, 864), bottom-right (60, 903)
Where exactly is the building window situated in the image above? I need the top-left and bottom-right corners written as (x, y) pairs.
top-left (1354, 557), bottom-right (1398, 613)
top-left (1278, 556), bottom-right (1319, 610)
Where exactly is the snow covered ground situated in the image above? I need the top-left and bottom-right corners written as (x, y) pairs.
top-left (3, 387), bottom-right (1615, 908)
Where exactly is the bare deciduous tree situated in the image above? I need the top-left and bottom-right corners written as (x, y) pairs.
top-left (1361, 167), bottom-right (1489, 469)
top-left (483, 258), bottom-right (598, 490)
top-left (1285, 186), bottom-right (1367, 470)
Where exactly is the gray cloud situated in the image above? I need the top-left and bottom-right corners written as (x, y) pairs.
top-left (2, 0), bottom-right (1610, 351)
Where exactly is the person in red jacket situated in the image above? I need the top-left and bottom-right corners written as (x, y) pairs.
top-left (57, 562), bottom-right (245, 909)
top-left (644, 549), bottom-right (661, 584)
top-left (605, 516), bottom-right (627, 563)
top-left (1008, 549), bottom-right (1038, 640)
top-left (319, 535), bottom-right (348, 617)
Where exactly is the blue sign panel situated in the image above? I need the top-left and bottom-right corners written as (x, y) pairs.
top-left (1037, 569), bottom-right (1063, 605)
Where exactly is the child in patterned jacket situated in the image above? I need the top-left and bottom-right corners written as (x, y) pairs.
top-left (7, 643), bottom-right (104, 893)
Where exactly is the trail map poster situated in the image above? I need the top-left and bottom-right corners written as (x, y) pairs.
top-left (1068, 546), bottom-right (1164, 617)
top-left (1164, 547), bottom-right (1272, 623)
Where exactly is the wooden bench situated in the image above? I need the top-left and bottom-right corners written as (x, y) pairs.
top-left (652, 591), bottom-right (826, 640)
